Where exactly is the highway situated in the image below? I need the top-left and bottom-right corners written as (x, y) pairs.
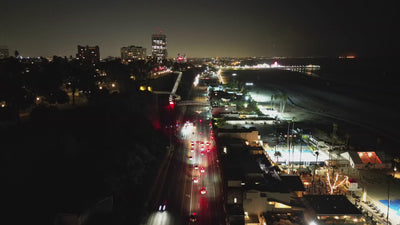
top-left (142, 76), bottom-right (224, 225)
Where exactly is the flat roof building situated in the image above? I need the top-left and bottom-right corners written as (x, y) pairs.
top-left (151, 33), bottom-right (167, 63)
top-left (303, 195), bottom-right (365, 224)
top-left (76, 45), bottom-right (100, 64)
top-left (121, 45), bottom-right (146, 64)
top-left (0, 45), bottom-right (9, 59)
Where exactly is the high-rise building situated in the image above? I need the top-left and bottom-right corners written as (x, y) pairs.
top-left (0, 45), bottom-right (9, 59)
top-left (76, 45), bottom-right (100, 64)
top-left (121, 45), bottom-right (146, 64)
top-left (151, 33), bottom-right (167, 63)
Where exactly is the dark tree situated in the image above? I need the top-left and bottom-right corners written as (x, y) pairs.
top-left (66, 60), bottom-right (97, 104)
top-left (0, 58), bottom-right (35, 121)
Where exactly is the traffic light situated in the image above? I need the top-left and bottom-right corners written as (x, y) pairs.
top-left (169, 100), bottom-right (175, 109)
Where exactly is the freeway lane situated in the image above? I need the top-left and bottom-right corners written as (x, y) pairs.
top-left (185, 105), bottom-right (223, 225)
top-left (183, 84), bottom-right (225, 225)
top-left (142, 77), bottom-right (224, 225)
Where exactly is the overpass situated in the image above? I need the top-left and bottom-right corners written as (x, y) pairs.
top-left (151, 71), bottom-right (183, 101)
top-left (177, 100), bottom-right (210, 107)
top-left (152, 91), bottom-right (181, 101)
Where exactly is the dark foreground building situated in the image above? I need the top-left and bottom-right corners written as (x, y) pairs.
top-left (77, 45), bottom-right (100, 64)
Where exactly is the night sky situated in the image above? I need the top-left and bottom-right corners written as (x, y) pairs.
top-left (1, 0), bottom-right (398, 58)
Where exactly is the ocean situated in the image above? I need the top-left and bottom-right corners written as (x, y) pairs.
top-left (221, 57), bottom-right (400, 155)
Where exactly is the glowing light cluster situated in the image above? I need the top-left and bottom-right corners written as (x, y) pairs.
top-left (193, 74), bottom-right (200, 86)
top-left (181, 121), bottom-right (194, 136)
top-left (327, 171), bottom-right (348, 195)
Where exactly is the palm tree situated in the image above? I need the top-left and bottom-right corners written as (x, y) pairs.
top-left (345, 133), bottom-right (351, 148)
top-left (270, 94), bottom-right (275, 110)
top-left (287, 121), bottom-right (291, 166)
top-left (313, 151), bottom-right (320, 188)
top-left (299, 139), bottom-right (303, 168)
top-left (394, 156), bottom-right (400, 172)
top-left (281, 94), bottom-right (288, 113)
top-left (291, 117), bottom-right (296, 171)
top-left (274, 151), bottom-right (282, 164)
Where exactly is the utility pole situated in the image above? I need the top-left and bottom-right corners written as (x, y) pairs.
top-left (299, 140), bottom-right (302, 168)
top-left (287, 120), bottom-right (291, 172)
top-left (291, 117), bottom-right (295, 173)
top-left (387, 178), bottom-right (390, 225)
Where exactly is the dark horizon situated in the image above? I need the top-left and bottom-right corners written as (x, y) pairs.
top-left (1, 0), bottom-right (399, 58)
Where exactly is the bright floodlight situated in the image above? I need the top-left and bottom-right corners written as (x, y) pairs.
top-left (181, 121), bottom-right (194, 136)
top-left (193, 74), bottom-right (200, 86)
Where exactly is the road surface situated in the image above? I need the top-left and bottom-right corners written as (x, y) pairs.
top-left (142, 76), bottom-right (225, 225)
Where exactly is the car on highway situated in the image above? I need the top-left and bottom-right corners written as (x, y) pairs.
top-left (193, 177), bottom-right (199, 183)
top-left (200, 167), bottom-right (205, 173)
top-left (194, 165), bottom-right (199, 170)
top-left (200, 187), bottom-right (207, 195)
top-left (190, 147), bottom-right (194, 152)
top-left (188, 156), bottom-right (193, 160)
top-left (158, 201), bottom-right (167, 212)
top-left (189, 213), bottom-right (197, 222)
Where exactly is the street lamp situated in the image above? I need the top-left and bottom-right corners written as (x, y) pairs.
top-left (385, 166), bottom-right (397, 225)
top-left (387, 176), bottom-right (391, 225)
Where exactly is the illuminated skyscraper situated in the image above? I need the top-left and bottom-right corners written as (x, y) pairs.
top-left (121, 45), bottom-right (146, 64)
top-left (151, 33), bottom-right (167, 63)
top-left (0, 45), bottom-right (9, 59)
top-left (76, 45), bottom-right (100, 64)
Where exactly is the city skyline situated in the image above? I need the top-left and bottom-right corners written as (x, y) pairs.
top-left (1, 0), bottom-right (398, 58)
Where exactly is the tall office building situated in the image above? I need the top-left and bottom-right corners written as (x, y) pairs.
top-left (151, 33), bottom-right (167, 63)
top-left (121, 45), bottom-right (146, 64)
top-left (76, 45), bottom-right (100, 64)
top-left (0, 45), bottom-right (9, 59)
